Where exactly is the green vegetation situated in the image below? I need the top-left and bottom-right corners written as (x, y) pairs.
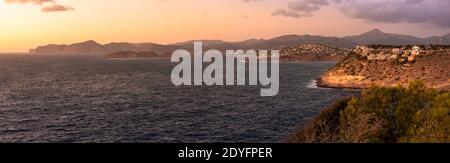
top-left (288, 81), bottom-right (450, 143)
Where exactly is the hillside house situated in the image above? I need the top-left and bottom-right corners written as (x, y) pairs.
top-left (411, 46), bottom-right (421, 56)
top-left (392, 48), bottom-right (402, 55)
top-left (354, 46), bottom-right (371, 56)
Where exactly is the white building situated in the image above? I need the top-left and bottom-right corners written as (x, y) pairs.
top-left (392, 48), bottom-right (402, 55)
top-left (411, 46), bottom-right (421, 56)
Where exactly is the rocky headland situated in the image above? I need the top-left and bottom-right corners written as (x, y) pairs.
top-left (318, 45), bottom-right (450, 91)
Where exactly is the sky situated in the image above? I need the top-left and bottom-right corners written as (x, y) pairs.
top-left (0, 0), bottom-right (449, 52)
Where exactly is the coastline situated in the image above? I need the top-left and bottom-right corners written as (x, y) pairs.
top-left (316, 79), bottom-right (364, 90)
top-left (106, 57), bottom-right (169, 60)
top-left (318, 73), bottom-right (450, 92)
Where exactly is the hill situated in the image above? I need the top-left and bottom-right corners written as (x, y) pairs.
top-left (318, 46), bottom-right (450, 91)
top-left (279, 44), bottom-right (350, 61)
top-left (29, 29), bottom-right (450, 55)
top-left (344, 29), bottom-right (450, 45)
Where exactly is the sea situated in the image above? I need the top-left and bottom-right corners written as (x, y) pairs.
top-left (0, 55), bottom-right (357, 143)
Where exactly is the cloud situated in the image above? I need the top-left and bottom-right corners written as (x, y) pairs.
top-left (41, 4), bottom-right (74, 12)
top-left (272, 9), bottom-right (300, 18)
top-left (340, 0), bottom-right (450, 28)
top-left (272, 0), bottom-right (450, 28)
top-left (272, 0), bottom-right (330, 18)
top-left (4, 0), bottom-right (53, 5)
top-left (3, 0), bottom-right (74, 12)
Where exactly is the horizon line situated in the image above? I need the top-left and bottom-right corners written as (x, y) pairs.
top-left (27, 28), bottom-right (450, 46)
top-left (3, 28), bottom-right (450, 53)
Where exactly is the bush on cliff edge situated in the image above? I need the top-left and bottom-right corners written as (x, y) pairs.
top-left (288, 81), bottom-right (450, 143)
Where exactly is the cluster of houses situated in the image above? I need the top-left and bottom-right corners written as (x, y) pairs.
top-left (281, 44), bottom-right (350, 56)
top-left (353, 45), bottom-right (450, 63)
top-left (278, 44), bottom-right (449, 63)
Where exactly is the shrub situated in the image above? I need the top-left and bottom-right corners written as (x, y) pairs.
top-left (401, 92), bottom-right (450, 143)
top-left (339, 98), bottom-right (384, 143)
top-left (289, 81), bottom-right (450, 143)
top-left (286, 98), bottom-right (350, 143)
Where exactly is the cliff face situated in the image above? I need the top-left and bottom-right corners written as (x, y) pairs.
top-left (318, 52), bottom-right (450, 91)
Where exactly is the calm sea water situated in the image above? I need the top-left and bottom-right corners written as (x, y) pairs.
top-left (0, 55), bottom-right (356, 143)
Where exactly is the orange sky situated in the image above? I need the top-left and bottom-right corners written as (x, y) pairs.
top-left (1, 0), bottom-right (449, 53)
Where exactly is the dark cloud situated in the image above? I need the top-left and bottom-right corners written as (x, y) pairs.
top-left (272, 0), bottom-right (450, 28)
top-left (3, 0), bottom-right (74, 12)
top-left (305, 0), bottom-right (329, 5)
top-left (272, 0), bottom-right (330, 18)
top-left (340, 0), bottom-right (450, 28)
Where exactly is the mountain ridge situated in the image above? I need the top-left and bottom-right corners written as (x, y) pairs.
top-left (344, 29), bottom-right (450, 45)
top-left (29, 29), bottom-right (450, 55)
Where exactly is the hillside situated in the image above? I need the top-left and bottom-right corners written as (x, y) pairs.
top-left (318, 46), bottom-right (450, 91)
top-left (279, 44), bottom-right (350, 61)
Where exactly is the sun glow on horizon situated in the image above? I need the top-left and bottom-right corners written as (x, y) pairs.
top-left (1, 0), bottom-right (449, 53)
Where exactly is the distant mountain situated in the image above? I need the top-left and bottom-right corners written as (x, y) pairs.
top-left (344, 28), bottom-right (450, 45)
top-left (237, 39), bottom-right (266, 46)
top-left (424, 33), bottom-right (450, 45)
top-left (29, 40), bottom-right (105, 55)
top-left (30, 41), bottom-right (182, 55)
top-left (252, 35), bottom-right (356, 49)
top-left (173, 40), bottom-right (228, 47)
top-left (170, 35), bottom-right (356, 51)
top-left (29, 29), bottom-right (450, 55)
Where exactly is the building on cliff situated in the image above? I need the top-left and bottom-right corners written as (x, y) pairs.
top-left (411, 46), bottom-right (422, 56)
top-left (354, 46), bottom-right (371, 57)
top-left (353, 45), bottom-right (430, 63)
